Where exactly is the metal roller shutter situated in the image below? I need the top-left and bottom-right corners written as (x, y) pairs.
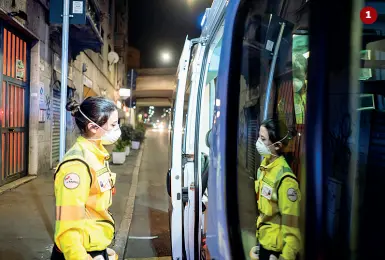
top-left (51, 89), bottom-right (61, 167)
top-left (247, 120), bottom-right (259, 174)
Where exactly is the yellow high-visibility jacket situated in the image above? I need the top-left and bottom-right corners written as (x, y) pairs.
top-left (54, 136), bottom-right (116, 260)
top-left (255, 156), bottom-right (301, 260)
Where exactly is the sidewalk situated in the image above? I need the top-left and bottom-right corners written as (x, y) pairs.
top-left (0, 148), bottom-right (142, 260)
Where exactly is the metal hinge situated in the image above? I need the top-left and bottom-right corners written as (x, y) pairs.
top-left (182, 153), bottom-right (194, 166)
top-left (200, 36), bottom-right (209, 45)
top-left (192, 36), bottom-right (208, 45)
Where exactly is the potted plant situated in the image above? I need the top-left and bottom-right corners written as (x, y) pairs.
top-left (112, 139), bottom-right (126, 164)
top-left (132, 129), bottom-right (145, 150)
top-left (124, 140), bottom-right (131, 156)
top-left (120, 124), bottom-right (134, 156)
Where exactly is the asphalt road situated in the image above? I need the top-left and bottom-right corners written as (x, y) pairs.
top-left (124, 129), bottom-right (172, 260)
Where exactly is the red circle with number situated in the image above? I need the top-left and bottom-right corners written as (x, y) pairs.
top-left (360, 7), bottom-right (378, 24)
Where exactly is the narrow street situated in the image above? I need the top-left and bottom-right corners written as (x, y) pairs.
top-left (124, 129), bottom-right (172, 260)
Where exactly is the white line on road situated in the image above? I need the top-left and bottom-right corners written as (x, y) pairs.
top-left (128, 236), bottom-right (159, 240)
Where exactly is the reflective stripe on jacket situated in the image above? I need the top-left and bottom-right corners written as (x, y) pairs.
top-left (255, 156), bottom-right (301, 260)
top-left (54, 136), bottom-right (116, 260)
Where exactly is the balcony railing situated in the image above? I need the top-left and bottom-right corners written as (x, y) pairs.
top-left (86, 0), bottom-right (102, 35)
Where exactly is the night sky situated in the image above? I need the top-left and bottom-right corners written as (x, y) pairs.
top-left (128, 0), bottom-right (211, 68)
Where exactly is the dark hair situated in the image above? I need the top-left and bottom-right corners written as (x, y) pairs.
top-left (66, 96), bottom-right (117, 134)
top-left (260, 118), bottom-right (295, 147)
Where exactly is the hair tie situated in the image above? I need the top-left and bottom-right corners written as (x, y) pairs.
top-left (71, 104), bottom-right (80, 116)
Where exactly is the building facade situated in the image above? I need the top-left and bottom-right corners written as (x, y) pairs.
top-left (127, 46), bottom-right (141, 70)
top-left (0, 0), bottom-right (130, 187)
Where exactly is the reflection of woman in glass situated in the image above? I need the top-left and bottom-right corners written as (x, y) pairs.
top-left (293, 53), bottom-right (308, 124)
top-left (293, 78), bottom-right (306, 124)
top-left (250, 119), bottom-right (301, 260)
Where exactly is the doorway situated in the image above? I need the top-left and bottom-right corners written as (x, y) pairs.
top-left (0, 23), bottom-right (30, 186)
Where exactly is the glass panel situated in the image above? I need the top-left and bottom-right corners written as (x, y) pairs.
top-left (233, 0), bottom-right (385, 258)
top-left (235, 1), bottom-right (308, 259)
top-left (292, 34), bottom-right (308, 125)
top-left (206, 37), bottom-right (223, 85)
top-left (198, 31), bottom-right (223, 179)
top-left (338, 1), bottom-right (385, 258)
top-left (182, 45), bottom-right (198, 153)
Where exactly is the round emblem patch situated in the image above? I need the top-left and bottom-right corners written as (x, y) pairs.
top-left (63, 173), bottom-right (80, 189)
top-left (287, 188), bottom-right (298, 202)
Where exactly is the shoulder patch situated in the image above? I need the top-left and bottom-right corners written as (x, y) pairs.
top-left (287, 188), bottom-right (298, 202)
top-left (63, 173), bottom-right (80, 189)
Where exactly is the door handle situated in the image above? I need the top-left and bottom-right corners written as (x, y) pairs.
top-left (166, 168), bottom-right (171, 197)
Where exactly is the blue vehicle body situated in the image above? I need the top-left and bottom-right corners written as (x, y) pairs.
top-left (207, 0), bottom-right (240, 259)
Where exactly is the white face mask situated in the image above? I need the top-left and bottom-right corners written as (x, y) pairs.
top-left (79, 108), bottom-right (121, 145)
top-left (256, 138), bottom-right (274, 158)
top-left (100, 127), bottom-right (122, 145)
top-left (256, 132), bottom-right (290, 158)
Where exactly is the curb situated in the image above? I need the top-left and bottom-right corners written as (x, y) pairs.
top-left (113, 141), bottom-right (145, 258)
top-left (0, 175), bottom-right (37, 195)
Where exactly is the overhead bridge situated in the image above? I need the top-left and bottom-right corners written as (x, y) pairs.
top-left (134, 68), bottom-right (177, 107)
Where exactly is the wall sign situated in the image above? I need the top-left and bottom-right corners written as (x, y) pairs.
top-left (16, 60), bottom-right (25, 81)
top-left (72, 1), bottom-right (84, 14)
top-left (39, 82), bottom-right (47, 109)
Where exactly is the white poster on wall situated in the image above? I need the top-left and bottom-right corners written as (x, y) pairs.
top-left (39, 82), bottom-right (46, 109)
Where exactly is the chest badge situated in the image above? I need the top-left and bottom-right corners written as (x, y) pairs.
top-left (261, 183), bottom-right (273, 200)
top-left (97, 172), bottom-right (112, 193)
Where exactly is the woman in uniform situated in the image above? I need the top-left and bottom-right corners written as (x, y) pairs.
top-left (250, 119), bottom-right (301, 260)
top-left (51, 97), bottom-right (120, 260)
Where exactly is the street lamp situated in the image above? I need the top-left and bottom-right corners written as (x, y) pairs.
top-left (161, 52), bottom-right (172, 63)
